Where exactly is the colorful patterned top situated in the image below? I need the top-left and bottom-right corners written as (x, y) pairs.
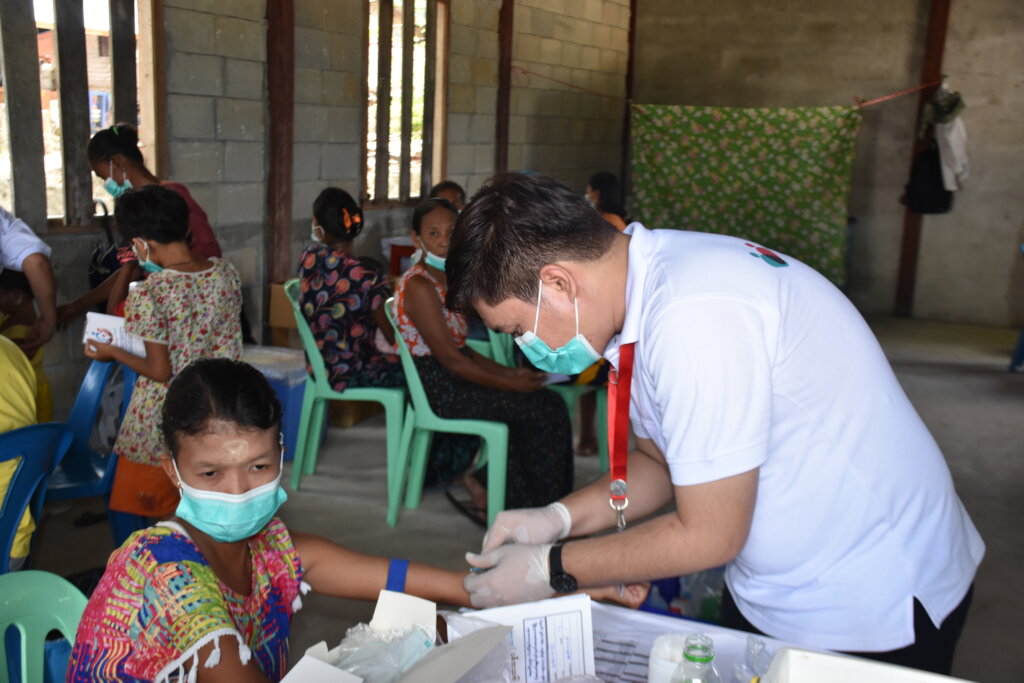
top-left (114, 258), bottom-right (242, 466)
top-left (297, 245), bottom-right (401, 391)
top-left (394, 262), bottom-right (467, 357)
top-left (67, 518), bottom-right (306, 683)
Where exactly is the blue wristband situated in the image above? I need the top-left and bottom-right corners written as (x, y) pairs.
top-left (386, 558), bottom-right (409, 593)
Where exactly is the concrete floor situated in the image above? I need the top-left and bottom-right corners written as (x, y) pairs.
top-left (32, 317), bottom-right (1023, 682)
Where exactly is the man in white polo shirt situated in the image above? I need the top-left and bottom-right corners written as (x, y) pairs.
top-left (0, 205), bottom-right (57, 352)
top-left (446, 174), bottom-right (983, 675)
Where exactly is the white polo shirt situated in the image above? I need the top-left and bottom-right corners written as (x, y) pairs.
top-left (0, 206), bottom-right (51, 273)
top-left (604, 224), bottom-right (984, 652)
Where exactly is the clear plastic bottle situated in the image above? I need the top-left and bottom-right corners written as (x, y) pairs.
top-left (669, 633), bottom-right (721, 683)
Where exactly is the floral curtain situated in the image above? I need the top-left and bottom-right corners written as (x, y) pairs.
top-left (630, 105), bottom-right (862, 285)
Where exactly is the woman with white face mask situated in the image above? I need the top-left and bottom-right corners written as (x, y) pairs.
top-left (67, 358), bottom-right (472, 683)
top-left (393, 198), bottom-right (575, 525)
top-left (298, 187), bottom-right (403, 392)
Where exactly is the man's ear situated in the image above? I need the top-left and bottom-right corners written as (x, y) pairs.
top-left (538, 263), bottom-right (578, 299)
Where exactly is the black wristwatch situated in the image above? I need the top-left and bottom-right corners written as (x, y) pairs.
top-left (548, 543), bottom-right (578, 594)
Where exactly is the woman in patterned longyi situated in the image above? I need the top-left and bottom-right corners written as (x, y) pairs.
top-left (67, 359), bottom-right (469, 683)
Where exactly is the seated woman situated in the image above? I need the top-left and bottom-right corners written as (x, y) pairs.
top-left (67, 358), bottom-right (469, 683)
top-left (298, 187), bottom-right (401, 391)
top-left (395, 199), bottom-right (574, 520)
top-left (585, 171), bottom-right (629, 232)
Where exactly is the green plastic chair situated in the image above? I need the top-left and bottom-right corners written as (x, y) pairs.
top-left (283, 280), bottom-right (408, 522)
top-left (385, 298), bottom-right (509, 526)
top-left (0, 570), bottom-right (87, 683)
top-left (485, 329), bottom-right (609, 472)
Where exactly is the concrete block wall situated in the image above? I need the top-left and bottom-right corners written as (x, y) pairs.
top-left (444, 0), bottom-right (502, 197)
top-left (913, 0), bottom-right (1024, 326)
top-left (508, 0), bottom-right (630, 194)
top-left (164, 0), bottom-right (268, 332)
top-left (632, 0), bottom-right (1022, 327)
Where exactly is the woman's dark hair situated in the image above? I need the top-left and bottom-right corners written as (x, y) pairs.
top-left (428, 180), bottom-right (466, 205)
top-left (313, 186), bottom-right (364, 239)
top-left (412, 198), bottom-right (458, 234)
top-left (588, 171), bottom-right (627, 220)
top-left (114, 185), bottom-right (190, 243)
top-left (162, 358), bottom-right (282, 457)
top-left (446, 173), bottom-right (617, 312)
top-left (87, 123), bottom-right (145, 165)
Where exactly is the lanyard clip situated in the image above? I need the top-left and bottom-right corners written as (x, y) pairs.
top-left (609, 478), bottom-right (628, 532)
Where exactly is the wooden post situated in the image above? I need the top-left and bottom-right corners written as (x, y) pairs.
top-left (619, 0), bottom-right (638, 194)
top-left (398, 0), bottom-right (414, 201)
top-left (137, 0), bottom-right (167, 180)
top-left (54, 0), bottom-right (93, 226)
top-left (374, 0), bottom-right (393, 201)
top-left (109, 0), bottom-right (137, 125)
top-left (894, 0), bottom-right (952, 317)
top-left (266, 0), bottom-right (294, 284)
top-left (494, 0), bottom-right (513, 172)
top-left (420, 0), bottom-right (439, 197)
top-left (0, 0), bottom-right (48, 230)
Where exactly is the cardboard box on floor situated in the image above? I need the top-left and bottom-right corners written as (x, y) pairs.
top-left (267, 282), bottom-right (384, 428)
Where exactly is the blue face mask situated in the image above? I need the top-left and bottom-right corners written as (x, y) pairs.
top-left (103, 160), bottom-right (133, 198)
top-left (515, 280), bottom-right (602, 374)
top-left (423, 248), bottom-right (446, 271)
top-left (172, 449), bottom-right (288, 543)
top-left (132, 241), bottom-right (164, 274)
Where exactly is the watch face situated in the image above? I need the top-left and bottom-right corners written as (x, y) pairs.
top-left (551, 572), bottom-right (578, 594)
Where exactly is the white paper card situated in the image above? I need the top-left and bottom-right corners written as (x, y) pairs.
top-left (398, 625), bottom-right (511, 683)
top-left (283, 656), bottom-right (363, 683)
top-left (469, 594), bottom-right (595, 682)
top-left (82, 312), bottom-right (147, 357)
top-left (369, 590), bottom-right (437, 641)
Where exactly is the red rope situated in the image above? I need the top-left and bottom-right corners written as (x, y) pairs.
top-left (855, 80), bottom-right (942, 108)
top-left (510, 65), bottom-right (628, 103)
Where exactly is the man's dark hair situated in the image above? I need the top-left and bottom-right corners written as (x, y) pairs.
top-left (114, 184), bottom-right (190, 243)
top-left (412, 198), bottom-right (458, 234)
top-left (446, 173), bottom-right (617, 312)
top-left (428, 180), bottom-right (466, 205)
top-left (162, 358), bottom-right (282, 457)
top-left (0, 268), bottom-right (32, 295)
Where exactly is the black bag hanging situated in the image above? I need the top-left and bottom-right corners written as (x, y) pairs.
top-left (902, 142), bottom-right (953, 214)
top-left (88, 200), bottom-right (123, 291)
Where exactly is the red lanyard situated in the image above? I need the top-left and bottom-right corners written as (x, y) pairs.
top-left (608, 342), bottom-right (634, 531)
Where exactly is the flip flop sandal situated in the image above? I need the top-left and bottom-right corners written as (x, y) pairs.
top-left (444, 489), bottom-right (487, 528)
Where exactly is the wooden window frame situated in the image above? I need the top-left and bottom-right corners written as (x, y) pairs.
top-left (0, 0), bottom-right (165, 233)
top-left (363, 0), bottom-right (448, 211)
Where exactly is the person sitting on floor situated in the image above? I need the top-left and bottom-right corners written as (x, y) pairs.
top-left (67, 358), bottom-right (472, 683)
top-left (394, 198), bottom-right (574, 523)
top-left (298, 187), bottom-right (402, 392)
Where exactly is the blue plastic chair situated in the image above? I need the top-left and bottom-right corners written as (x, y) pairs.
top-left (0, 570), bottom-right (87, 683)
top-left (46, 361), bottom-right (118, 503)
top-left (0, 424), bottom-right (74, 574)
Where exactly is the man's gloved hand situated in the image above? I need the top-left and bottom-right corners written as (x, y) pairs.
top-left (463, 543), bottom-right (554, 608)
top-left (481, 502), bottom-right (572, 553)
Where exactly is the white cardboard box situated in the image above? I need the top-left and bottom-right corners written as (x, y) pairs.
top-left (762, 648), bottom-right (976, 683)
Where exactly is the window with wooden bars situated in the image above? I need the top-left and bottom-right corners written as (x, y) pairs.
top-left (365, 0), bottom-right (447, 205)
top-left (0, 0), bottom-right (161, 229)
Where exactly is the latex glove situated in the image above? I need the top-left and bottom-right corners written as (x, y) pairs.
top-left (464, 543), bottom-right (554, 608)
top-left (481, 502), bottom-right (572, 553)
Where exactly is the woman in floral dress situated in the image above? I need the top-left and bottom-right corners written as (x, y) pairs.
top-left (297, 187), bottom-right (402, 391)
top-left (83, 186), bottom-right (242, 535)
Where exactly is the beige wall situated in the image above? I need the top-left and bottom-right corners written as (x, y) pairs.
top-left (632, 0), bottom-right (1023, 327)
top-left (509, 0), bottom-right (630, 194)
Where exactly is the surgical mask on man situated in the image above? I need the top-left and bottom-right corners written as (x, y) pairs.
top-left (132, 241), bottom-right (164, 274)
top-left (103, 160), bottom-right (133, 198)
top-left (515, 279), bottom-right (601, 374)
top-left (171, 449), bottom-right (288, 543)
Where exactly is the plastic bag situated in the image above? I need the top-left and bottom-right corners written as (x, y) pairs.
top-left (439, 612), bottom-right (513, 683)
top-left (731, 636), bottom-right (773, 683)
top-left (333, 622), bottom-right (434, 683)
